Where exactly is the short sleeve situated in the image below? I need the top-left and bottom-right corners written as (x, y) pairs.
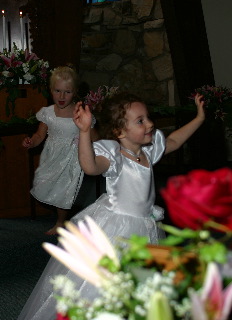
top-left (93, 140), bottom-right (122, 178)
top-left (143, 129), bottom-right (166, 165)
top-left (36, 107), bottom-right (48, 124)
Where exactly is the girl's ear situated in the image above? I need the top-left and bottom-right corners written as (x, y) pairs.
top-left (113, 128), bottom-right (125, 139)
top-left (117, 129), bottom-right (126, 140)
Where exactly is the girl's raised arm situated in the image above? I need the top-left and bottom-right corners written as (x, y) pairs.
top-left (165, 93), bottom-right (205, 155)
top-left (73, 103), bottom-right (110, 175)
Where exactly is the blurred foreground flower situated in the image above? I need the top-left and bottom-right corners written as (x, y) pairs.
top-left (43, 216), bottom-right (119, 287)
top-left (190, 262), bottom-right (232, 320)
top-left (161, 167), bottom-right (232, 230)
top-left (43, 216), bottom-right (232, 320)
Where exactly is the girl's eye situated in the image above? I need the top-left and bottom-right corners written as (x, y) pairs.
top-left (137, 119), bottom-right (144, 124)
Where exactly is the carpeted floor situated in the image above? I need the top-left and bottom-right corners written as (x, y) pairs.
top-left (0, 174), bottom-right (103, 320)
top-left (0, 214), bottom-right (58, 320)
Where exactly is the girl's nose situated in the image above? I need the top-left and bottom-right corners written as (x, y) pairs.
top-left (147, 118), bottom-right (154, 129)
top-left (60, 91), bottom-right (65, 99)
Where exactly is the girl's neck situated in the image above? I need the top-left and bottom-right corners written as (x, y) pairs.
top-left (54, 103), bottom-right (75, 118)
top-left (120, 144), bottom-right (142, 154)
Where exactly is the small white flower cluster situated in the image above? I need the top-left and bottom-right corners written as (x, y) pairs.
top-left (133, 271), bottom-right (177, 315)
top-left (87, 271), bottom-right (134, 319)
top-left (51, 276), bottom-right (84, 315)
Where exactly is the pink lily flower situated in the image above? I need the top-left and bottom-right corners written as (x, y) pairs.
top-left (24, 48), bottom-right (39, 62)
top-left (1, 54), bottom-right (23, 69)
top-left (43, 216), bottom-right (119, 287)
top-left (190, 262), bottom-right (232, 320)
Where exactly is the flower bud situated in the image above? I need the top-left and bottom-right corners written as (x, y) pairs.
top-left (147, 291), bottom-right (174, 320)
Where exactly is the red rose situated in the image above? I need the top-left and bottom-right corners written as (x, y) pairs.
top-left (56, 313), bottom-right (70, 320)
top-left (161, 167), bottom-right (232, 230)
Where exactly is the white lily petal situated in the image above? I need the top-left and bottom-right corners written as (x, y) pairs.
top-left (201, 263), bottom-right (222, 302)
top-left (57, 226), bottom-right (102, 263)
top-left (78, 220), bottom-right (95, 244)
top-left (58, 237), bottom-right (99, 271)
top-left (221, 283), bottom-right (232, 320)
top-left (189, 289), bottom-right (208, 320)
top-left (84, 216), bottom-right (119, 265)
top-left (43, 242), bottom-right (103, 287)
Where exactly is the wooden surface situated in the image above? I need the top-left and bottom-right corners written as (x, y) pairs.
top-left (0, 86), bottom-right (51, 218)
top-left (0, 85), bottom-right (47, 122)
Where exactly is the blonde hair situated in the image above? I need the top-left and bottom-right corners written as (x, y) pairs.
top-left (50, 66), bottom-right (80, 97)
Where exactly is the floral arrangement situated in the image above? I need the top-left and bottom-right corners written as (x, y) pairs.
top-left (84, 85), bottom-right (119, 111)
top-left (43, 168), bottom-right (232, 320)
top-left (189, 85), bottom-right (232, 125)
top-left (0, 43), bottom-right (51, 116)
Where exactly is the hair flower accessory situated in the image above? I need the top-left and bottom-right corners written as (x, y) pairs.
top-left (84, 85), bottom-right (119, 111)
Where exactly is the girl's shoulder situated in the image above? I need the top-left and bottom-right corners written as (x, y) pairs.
top-left (93, 140), bottom-right (121, 177)
top-left (143, 129), bottom-right (166, 164)
top-left (36, 105), bottom-right (55, 122)
top-left (93, 139), bottom-right (120, 155)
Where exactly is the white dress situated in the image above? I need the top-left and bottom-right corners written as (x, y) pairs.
top-left (17, 129), bottom-right (166, 320)
top-left (31, 105), bottom-right (83, 209)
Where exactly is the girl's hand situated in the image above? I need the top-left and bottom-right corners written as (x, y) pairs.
top-left (195, 93), bottom-right (205, 122)
top-left (73, 102), bottom-right (92, 132)
top-left (22, 137), bottom-right (33, 149)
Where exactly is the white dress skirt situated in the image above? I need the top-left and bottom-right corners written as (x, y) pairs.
top-left (31, 105), bottom-right (84, 209)
top-left (17, 130), bottom-right (166, 320)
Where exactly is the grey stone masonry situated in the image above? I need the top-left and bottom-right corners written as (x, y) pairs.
top-left (79, 0), bottom-right (179, 108)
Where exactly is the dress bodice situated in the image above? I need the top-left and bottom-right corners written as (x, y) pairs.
top-left (93, 130), bottom-right (165, 219)
top-left (36, 105), bottom-right (79, 142)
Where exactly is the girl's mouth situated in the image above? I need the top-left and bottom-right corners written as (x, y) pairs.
top-left (59, 101), bottom-right (65, 105)
top-left (145, 130), bottom-right (153, 136)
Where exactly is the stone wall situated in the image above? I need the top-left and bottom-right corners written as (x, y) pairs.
top-left (79, 0), bottom-right (179, 107)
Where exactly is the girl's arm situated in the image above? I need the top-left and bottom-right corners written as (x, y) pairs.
top-left (73, 103), bottom-right (110, 175)
top-left (22, 122), bottom-right (48, 149)
top-left (165, 93), bottom-right (205, 155)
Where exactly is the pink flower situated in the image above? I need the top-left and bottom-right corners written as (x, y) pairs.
top-left (24, 48), bottom-right (39, 62)
top-left (84, 87), bottom-right (104, 110)
top-left (190, 263), bottom-right (232, 320)
top-left (1, 54), bottom-right (23, 69)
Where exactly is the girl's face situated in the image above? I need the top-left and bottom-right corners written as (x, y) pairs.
top-left (119, 102), bottom-right (154, 147)
top-left (51, 79), bottom-right (75, 109)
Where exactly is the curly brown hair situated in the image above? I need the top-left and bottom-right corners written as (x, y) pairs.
top-left (97, 92), bottom-right (144, 140)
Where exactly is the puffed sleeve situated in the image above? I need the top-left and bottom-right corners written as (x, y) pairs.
top-left (143, 129), bottom-right (166, 165)
top-left (36, 107), bottom-right (48, 124)
top-left (93, 140), bottom-right (123, 178)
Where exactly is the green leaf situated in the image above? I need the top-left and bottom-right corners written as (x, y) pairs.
top-left (160, 235), bottom-right (185, 246)
top-left (99, 255), bottom-right (119, 273)
top-left (198, 242), bottom-right (227, 264)
top-left (161, 224), bottom-right (199, 239)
